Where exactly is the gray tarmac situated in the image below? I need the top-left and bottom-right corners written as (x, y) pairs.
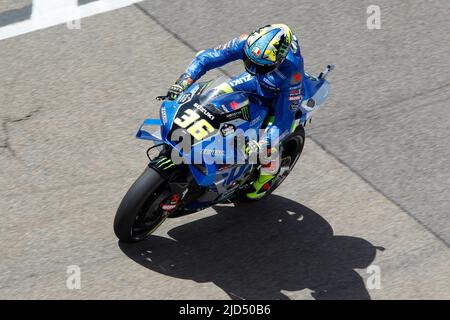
top-left (0, 1), bottom-right (449, 299)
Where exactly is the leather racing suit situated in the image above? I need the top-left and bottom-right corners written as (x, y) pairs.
top-left (184, 33), bottom-right (306, 147)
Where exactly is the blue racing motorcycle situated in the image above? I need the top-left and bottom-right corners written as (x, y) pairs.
top-left (114, 65), bottom-right (334, 242)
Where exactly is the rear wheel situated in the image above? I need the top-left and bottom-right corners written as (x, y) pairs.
top-left (114, 167), bottom-right (169, 242)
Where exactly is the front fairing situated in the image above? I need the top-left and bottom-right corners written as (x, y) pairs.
top-left (137, 77), bottom-right (266, 188)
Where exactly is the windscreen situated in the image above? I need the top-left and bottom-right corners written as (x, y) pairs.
top-left (196, 76), bottom-right (251, 114)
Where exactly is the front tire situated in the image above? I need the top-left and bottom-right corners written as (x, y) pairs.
top-left (114, 166), bottom-right (167, 242)
top-left (267, 124), bottom-right (305, 195)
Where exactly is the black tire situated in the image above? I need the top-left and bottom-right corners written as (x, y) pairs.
top-left (114, 166), bottom-right (167, 242)
top-left (267, 125), bottom-right (305, 195)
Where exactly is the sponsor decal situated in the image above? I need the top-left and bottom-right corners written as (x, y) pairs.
top-left (229, 73), bottom-right (253, 87)
top-left (224, 105), bottom-right (250, 121)
top-left (229, 101), bottom-right (239, 110)
top-left (250, 115), bottom-right (262, 126)
top-left (219, 104), bottom-right (229, 113)
top-left (160, 194), bottom-right (181, 211)
top-left (224, 98), bottom-right (250, 114)
top-left (193, 102), bottom-right (215, 120)
top-left (240, 105), bottom-right (251, 121)
top-left (173, 108), bottom-right (215, 141)
top-left (160, 105), bottom-right (167, 124)
top-left (155, 156), bottom-right (175, 170)
top-left (160, 204), bottom-right (176, 211)
top-left (220, 123), bottom-right (236, 137)
top-left (251, 46), bottom-right (261, 57)
top-left (290, 72), bottom-right (302, 85)
top-left (178, 92), bottom-right (192, 104)
top-left (289, 87), bottom-right (303, 102)
top-left (225, 110), bottom-right (242, 121)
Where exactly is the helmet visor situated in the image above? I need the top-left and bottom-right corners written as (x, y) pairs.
top-left (244, 58), bottom-right (278, 75)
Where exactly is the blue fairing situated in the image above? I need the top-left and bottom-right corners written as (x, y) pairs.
top-left (136, 75), bottom-right (328, 189)
top-left (136, 82), bottom-right (268, 188)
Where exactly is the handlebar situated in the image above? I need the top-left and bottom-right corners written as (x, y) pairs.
top-left (156, 95), bottom-right (169, 101)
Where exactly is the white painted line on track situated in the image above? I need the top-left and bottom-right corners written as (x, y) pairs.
top-left (0, 0), bottom-right (144, 41)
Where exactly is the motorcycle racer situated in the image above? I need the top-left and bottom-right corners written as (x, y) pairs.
top-left (167, 24), bottom-right (306, 199)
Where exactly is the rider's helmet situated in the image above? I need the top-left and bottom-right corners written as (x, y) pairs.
top-left (244, 24), bottom-right (293, 75)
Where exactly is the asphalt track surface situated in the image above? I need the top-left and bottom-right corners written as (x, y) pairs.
top-left (0, 1), bottom-right (449, 299)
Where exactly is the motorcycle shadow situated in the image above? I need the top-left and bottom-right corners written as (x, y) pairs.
top-left (119, 195), bottom-right (382, 300)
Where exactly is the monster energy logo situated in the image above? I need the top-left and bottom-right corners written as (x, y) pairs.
top-left (240, 106), bottom-right (250, 121)
top-left (279, 36), bottom-right (290, 55)
top-left (224, 105), bottom-right (251, 122)
top-left (155, 156), bottom-right (175, 170)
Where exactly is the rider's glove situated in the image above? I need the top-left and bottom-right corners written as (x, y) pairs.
top-left (167, 73), bottom-right (193, 100)
top-left (167, 84), bottom-right (184, 101)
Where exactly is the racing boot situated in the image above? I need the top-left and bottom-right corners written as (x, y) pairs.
top-left (246, 143), bottom-right (280, 200)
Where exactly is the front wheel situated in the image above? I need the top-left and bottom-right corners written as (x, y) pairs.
top-left (114, 166), bottom-right (168, 242)
top-left (267, 125), bottom-right (305, 195)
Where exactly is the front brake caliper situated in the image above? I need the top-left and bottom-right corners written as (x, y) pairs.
top-left (160, 193), bottom-right (181, 212)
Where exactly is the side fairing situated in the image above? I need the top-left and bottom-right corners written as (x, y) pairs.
top-left (138, 83), bottom-right (269, 189)
top-left (170, 90), bottom-right (267, 187)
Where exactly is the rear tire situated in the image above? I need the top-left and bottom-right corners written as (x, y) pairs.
top-left (114, 166), bottom-right (167, 242)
